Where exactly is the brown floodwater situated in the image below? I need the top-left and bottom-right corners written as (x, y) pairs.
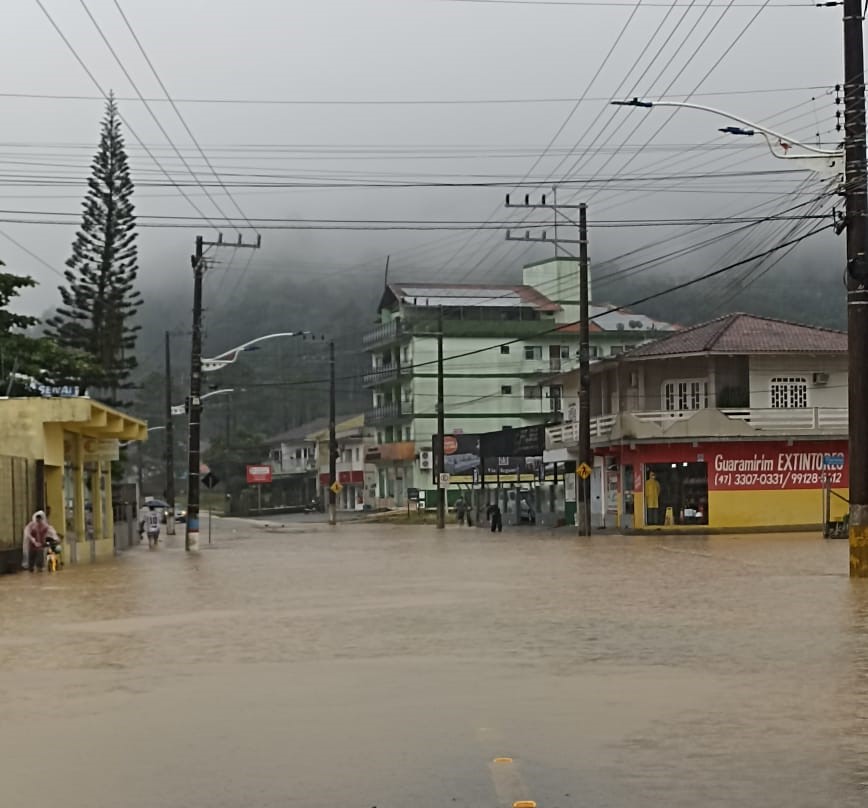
top-left (1, 520), bottom-right (867, 808)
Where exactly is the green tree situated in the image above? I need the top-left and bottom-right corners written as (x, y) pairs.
top-left (47, 92), bottom-right (141, 405)
top-left (0, 261), bottom-right (97, 394)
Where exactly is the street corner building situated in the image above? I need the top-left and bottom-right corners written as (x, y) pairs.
top-left (547, 313), bottom-right (850, 533)
top-left (0, 397), bottom-right (147, 572)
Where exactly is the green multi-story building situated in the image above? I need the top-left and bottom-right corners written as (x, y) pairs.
top-left (363, 258), bottom-right (675, 506)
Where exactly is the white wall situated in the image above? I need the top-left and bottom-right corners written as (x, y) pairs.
top-left (410, 334), bottom-right (559, 440)
top-left (748, 355), bottom-right (847, 409)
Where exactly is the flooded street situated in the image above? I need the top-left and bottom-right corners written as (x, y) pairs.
top-left (3, 520), bottom-right (868, 807)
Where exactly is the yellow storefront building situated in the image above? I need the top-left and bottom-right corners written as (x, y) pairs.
top-left (0, 397), bottom-right (146, 567)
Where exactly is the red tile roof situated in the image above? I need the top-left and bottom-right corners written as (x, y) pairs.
top-left (624, 313), bottom-right (846, 359)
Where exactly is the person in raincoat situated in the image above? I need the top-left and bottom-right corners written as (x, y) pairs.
top-left (22, 510), bottom-right (58, 572)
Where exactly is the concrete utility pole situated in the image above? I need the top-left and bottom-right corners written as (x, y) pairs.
top-left (329, 339), bottom-right (337, 526)
top-left (843, 0), bottom-right (868, 576)
top-left (186, 236), bottom-right (205, 552)
top-left (437, 305), bottom-right (446, 530)
top-left (577, 203), bottom-right (592, 537)
top-left (164, 330), bottom-right (176, 536)
top-left (505, 194), bottom-right (590, 534)
top-left (186, 233), bottom-right (260, 552)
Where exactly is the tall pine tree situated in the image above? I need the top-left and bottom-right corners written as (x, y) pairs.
top-left (47, 92), bottom-right (141, 405)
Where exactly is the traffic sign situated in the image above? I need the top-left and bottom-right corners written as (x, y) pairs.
top-left (577, 462), bottom-right (593, 480)
top-left (330, 481), bottom-right (343, 495)
top-left (439, 472), bottom-right (451, 489)
top-left (202, 471), bottom-right (220, 489)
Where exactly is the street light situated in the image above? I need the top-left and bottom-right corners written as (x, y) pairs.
top-left (185, 329), bottom-right (316, 550)
top-left (610, 98), bottom-right (843, 178)
top-left (170, 388), bottom-right (235, 416)
top-left (612, 68), bottom-right (868, 577)
top-left (202, 331), bottom-right (313, 372)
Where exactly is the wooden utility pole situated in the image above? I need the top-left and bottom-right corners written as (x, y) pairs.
top-left (843, 0), bottom-right (868, 576)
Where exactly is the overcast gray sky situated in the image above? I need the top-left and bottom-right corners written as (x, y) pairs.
top-left (1, 0), bottom-right (846, 317)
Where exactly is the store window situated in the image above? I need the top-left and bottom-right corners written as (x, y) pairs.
top-left (770, 377), bottom-right (808, 409)
top-left (644, 462), bottom-right (709, 525)
top-left (662, 379), bottom-right (708, 412)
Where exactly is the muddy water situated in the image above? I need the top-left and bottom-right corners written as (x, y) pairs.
top-left (1, 522), bottom-right (866, 807)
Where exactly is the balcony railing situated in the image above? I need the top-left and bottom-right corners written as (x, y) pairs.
top-left (362, 320), bottom-right (403, 349)
top-left (363, 365), bottom-right (403, 387)
top-left (365, 400), bottom-right (414, 424)
top-left (547, 407), bottom-right (849, 448)
top-left (271, 458), bottom-right (317, 475)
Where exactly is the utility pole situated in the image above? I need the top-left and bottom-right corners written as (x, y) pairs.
top-left (577, 203), bottom-right (592, 536)
top-left (843, 0), bottom-right (868, 576)
top-left (186, 236), bottom-right (205, 552)
top-left (164, 331), bottom-right (176, 536)
top-left (436, 305), bottom-right (446, 530)
top-left (506, 194), bottom-right (591, 535)
top-left (186, 233), bottom-right (260, 552)
top-left (328, 339), bottom-right (337, 526)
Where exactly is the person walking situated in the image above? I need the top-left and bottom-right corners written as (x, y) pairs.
top-left (23, 510), bottom-right (57, 572)
top-left (454, 496), bottom-right (467, 526)
top-left (645, 471), bottom-right (661, 526)
top-left (489, 502), bottom-right (503, 533)
top-left (144, 502), bottom-right (161, 548)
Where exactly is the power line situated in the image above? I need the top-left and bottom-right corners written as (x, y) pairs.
top-left (230, 221), bottom-right (836, 389)
top-left (0, 84), bottom-right (833, 105)
top-left (77, 0), bottom-right (240, 234)
top-left (438, 0), bottom-right (646, 276)
top-left (434, 0), bottom-right (810, 7)
top-left (32, 0), bottom-right (221, 230)
top-left (111, 0), bottom-right (259, 236)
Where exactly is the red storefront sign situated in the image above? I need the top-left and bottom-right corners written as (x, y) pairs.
top-left (246, 464), bottom-right (273, 484)
top-left (617, 440), bottom-right (848, 492)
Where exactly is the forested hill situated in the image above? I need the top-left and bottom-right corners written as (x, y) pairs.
top-left (127, 253), bottom-right (845, 453)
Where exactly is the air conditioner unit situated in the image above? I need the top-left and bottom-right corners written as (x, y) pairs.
top-left (419, 450), bottom-right (433, 470)
top-left (813, 372), bottom-right (830, 386)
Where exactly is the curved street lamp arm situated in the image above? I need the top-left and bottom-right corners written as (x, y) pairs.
top-left (169, 388), bottom-right (235, 416)
top-left (612, 98), bottom-right (841, 159)
top-left (202, 331), bottom-right (312, 372)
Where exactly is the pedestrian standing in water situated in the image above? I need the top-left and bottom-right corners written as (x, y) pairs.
top-left (454, 496), bottom-right (466, 526)
top-left (489, 502), bottom-right (503, 533)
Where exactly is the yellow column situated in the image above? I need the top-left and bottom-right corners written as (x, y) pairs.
top-left (73, 434), bottom-right (86, 560)
top-left (45, 467), bottom-right (64, 538)
top-left (93, 460), bottom-right (103, 543)
top-left (104, 464), bottom-right (114, 543)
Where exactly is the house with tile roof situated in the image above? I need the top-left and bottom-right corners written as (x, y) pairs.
top-left (362, 258), bottom-right (676, 506)
top-left (546, 313), bottom-right (849, 532)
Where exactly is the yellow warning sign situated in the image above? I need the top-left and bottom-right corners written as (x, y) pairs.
top-left (330, 481), bottom-right (343, 494)
top-left (577, 462), bottom-right (593, 480)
